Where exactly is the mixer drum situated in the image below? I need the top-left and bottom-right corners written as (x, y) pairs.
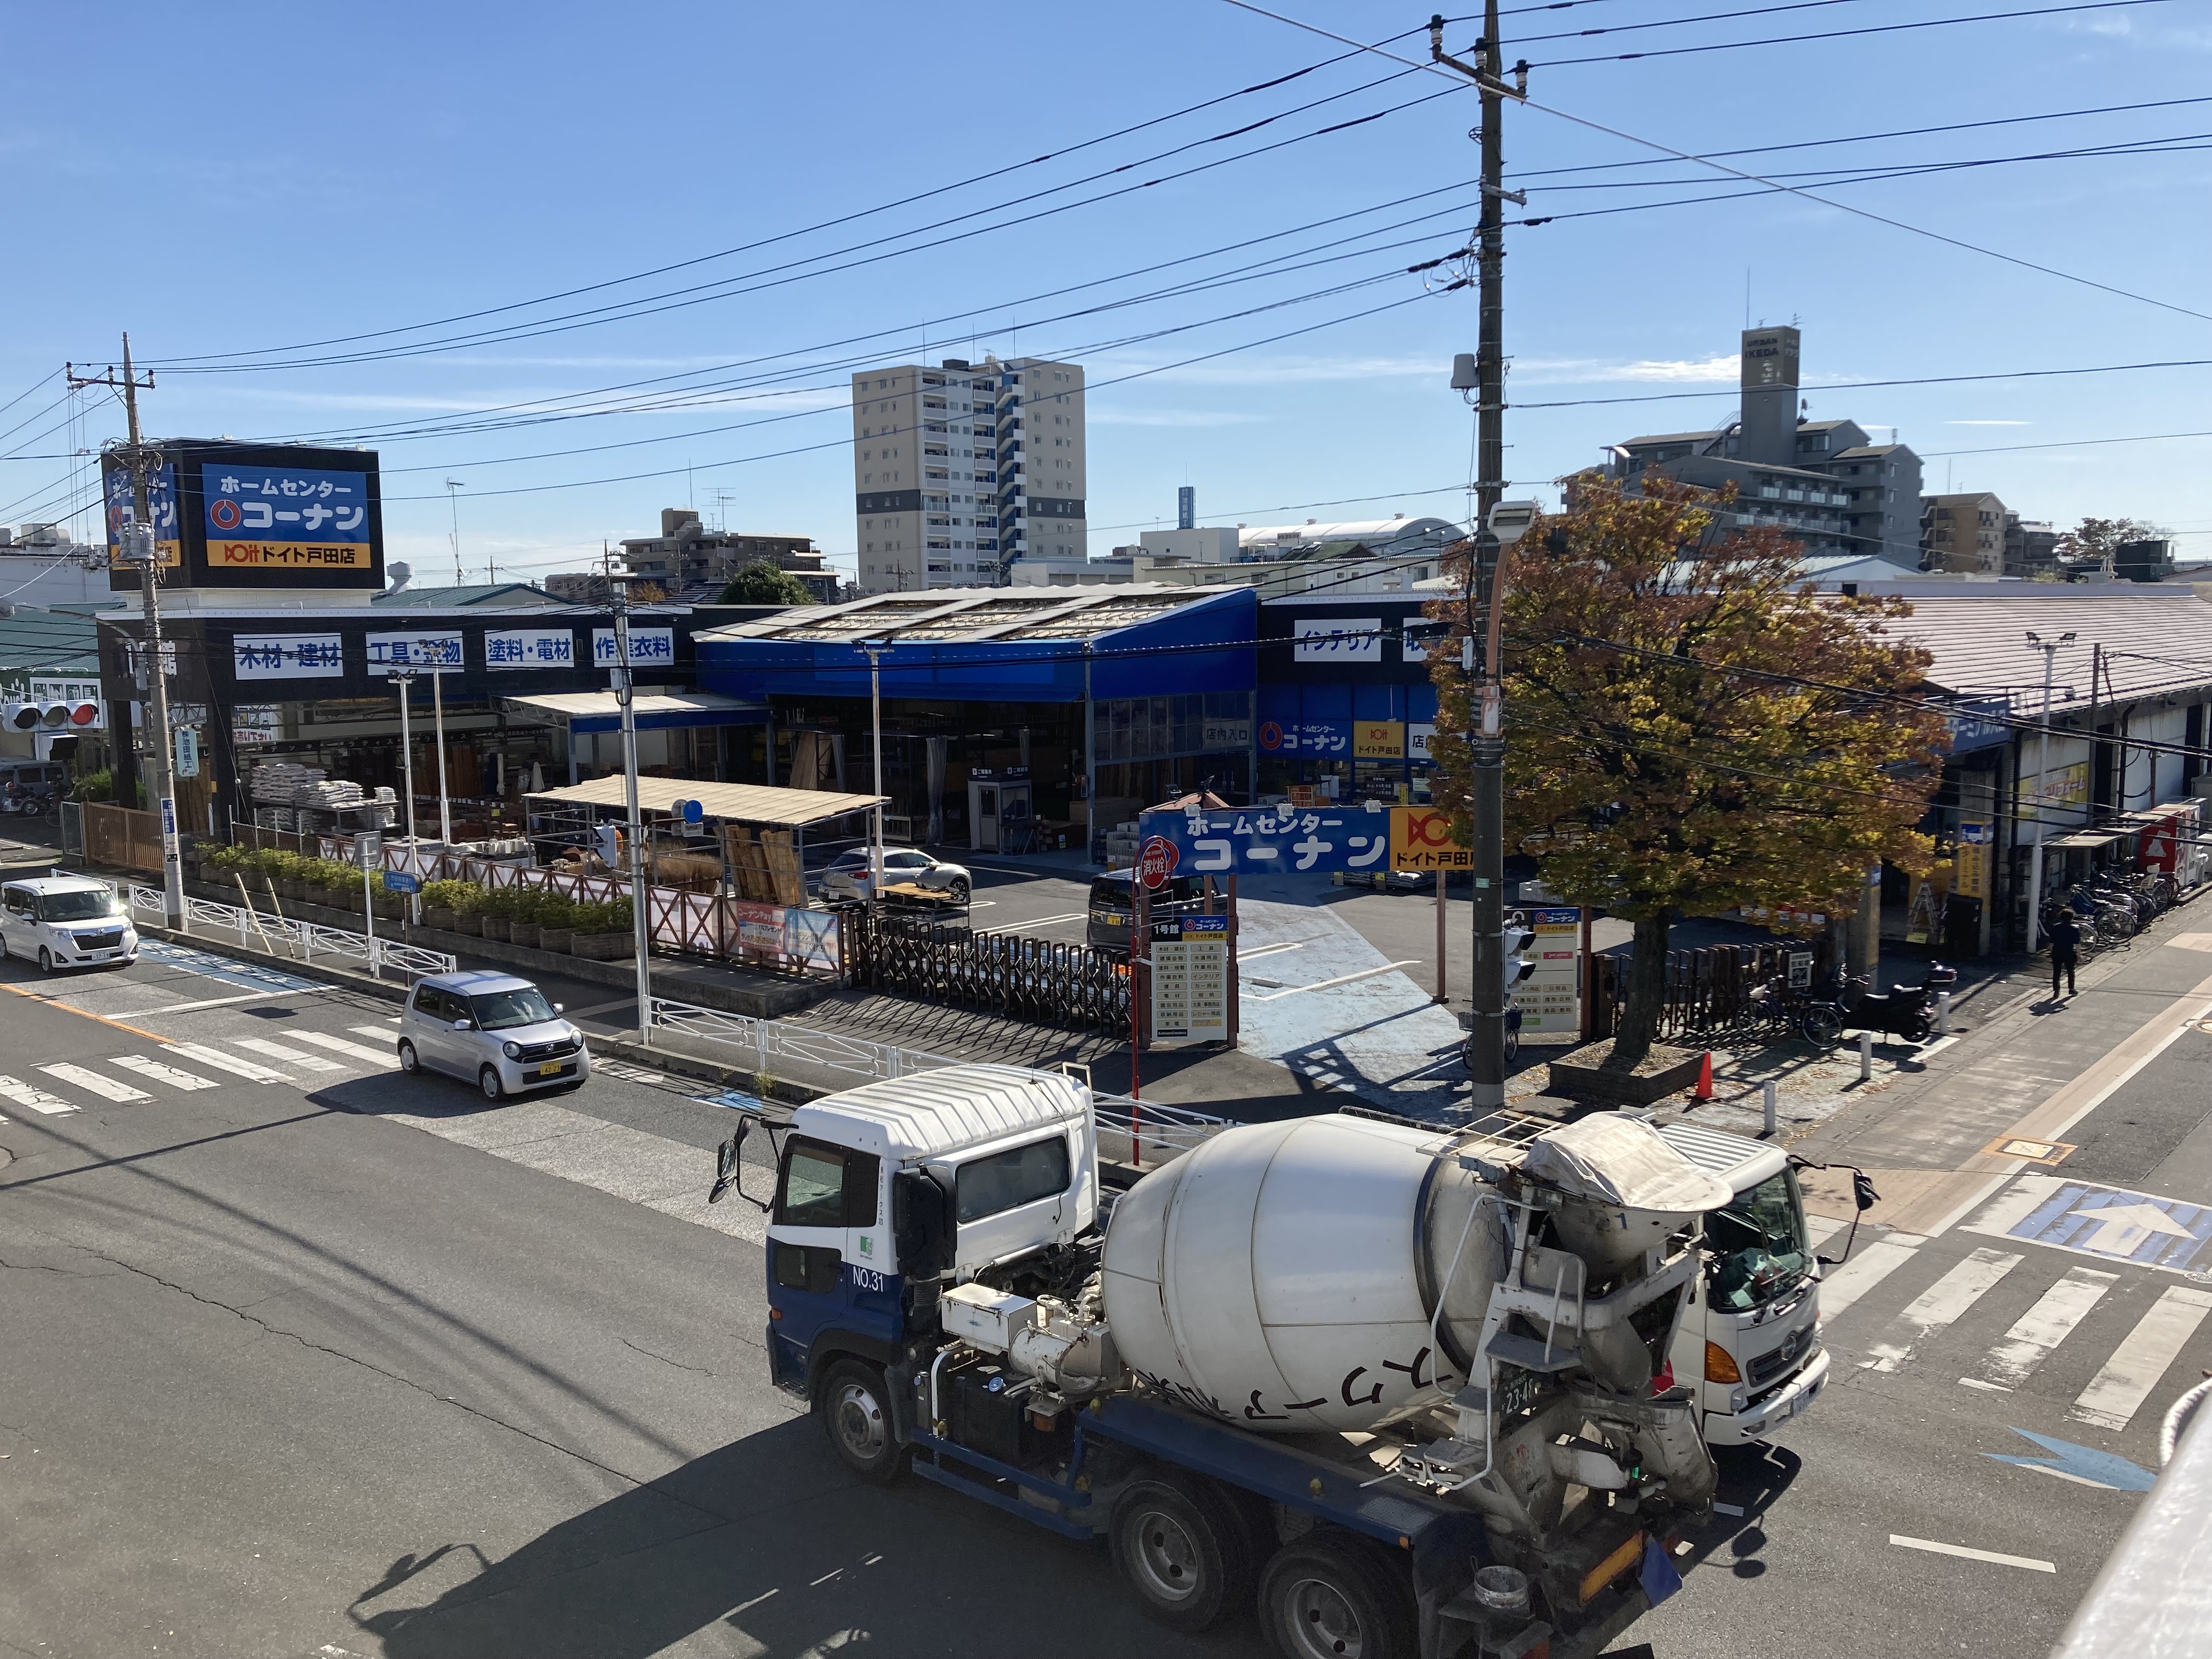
top-left (1099, 1114), bottom-right (1500, 1434)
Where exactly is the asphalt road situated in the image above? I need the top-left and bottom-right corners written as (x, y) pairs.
top-left (7, 935), bottom-right (2209, 1657)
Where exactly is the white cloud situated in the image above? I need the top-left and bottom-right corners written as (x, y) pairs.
top-left (1515, 354), bottom-right (1740, 385)
top-left (1946, 420), bottom-right (2033, 426)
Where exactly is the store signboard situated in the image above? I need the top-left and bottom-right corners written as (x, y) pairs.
top-left (107, 442), bottom-right (384, 593)
top-left (1201, 718), bottom-right (1252, 751)
top-left (1520, 906), bottom-right (1583, 1033)
top-left (1152, 914), bottom-right (1229, 1042)
top-left (1389, 805), bottom-right (1469, 872)
top-left (366, 631), bottom-right (465, 669)
top-left (1293, 617), bottom-right (1382, 663)
top-left (591, 627), bottom-right (676, 668)
top-left (234, 635), bottom-right (346, 680)
top-left (100, 461), bottom-right (182, 568)
top-left (1353, 720), bottom-right (1405, 759)
top-left (1409, 723), bottom-right (1437, 763)
top-left (484, 628), bottom-right (577, 670)
top-left (1257, 719), bottom-right (1351, 756)
top-left (1954, 822), bottom-right (1993, 900)
top-left (1138, 803), bottom-right (1390, 876)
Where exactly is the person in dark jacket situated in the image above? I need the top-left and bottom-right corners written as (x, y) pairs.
top-left (2046, 911), bottom-right (2083, 997)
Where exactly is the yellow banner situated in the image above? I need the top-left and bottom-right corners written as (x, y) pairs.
top-left (207, 540), bottom-right (374, 571)
top-left (1389, 804), bottom-right (1469, 871)
top-left (1353, 720), bottom-right (1406, 759)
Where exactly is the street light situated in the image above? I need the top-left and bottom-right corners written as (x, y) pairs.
top-left (2024, 629), bottom-right (2079, 952)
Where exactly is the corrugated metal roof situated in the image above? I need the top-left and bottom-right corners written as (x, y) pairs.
top-left (696, 583), bottom-right (1243, 645)
top-left (372, 583), bottom-right (561, 608)
top-left (524, 775), bottom-right (883, 825)
top-left (0, 610), bottom-right (99, 672)
top-left (793, 1065), bottom-right (1090, 1160)
top-left (1877, 592), bottom-right (2212, 701)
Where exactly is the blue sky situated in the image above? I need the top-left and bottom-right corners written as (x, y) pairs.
top-left (3, 0), bottom-right (2207, 584)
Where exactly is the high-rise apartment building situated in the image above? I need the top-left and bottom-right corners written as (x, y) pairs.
top-left (853, 354), bottom-right (1085, 594)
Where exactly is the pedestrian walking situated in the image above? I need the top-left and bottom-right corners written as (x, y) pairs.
top-left (2047, 910), bottom-right (2081, 998)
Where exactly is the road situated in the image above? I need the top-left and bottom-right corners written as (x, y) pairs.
top-left (6, 922), bottom-right (2211, 1656)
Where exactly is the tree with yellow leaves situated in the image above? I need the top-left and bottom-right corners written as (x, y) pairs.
top-left (1427, 474), bottom-right (1948, 1067)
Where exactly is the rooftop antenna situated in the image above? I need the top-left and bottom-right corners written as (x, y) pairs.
top-left (443, 479), bottom-right (465, 585)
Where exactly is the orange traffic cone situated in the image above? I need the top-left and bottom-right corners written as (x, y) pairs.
top-left (1691, 1050), bottom-right (1714, 1102)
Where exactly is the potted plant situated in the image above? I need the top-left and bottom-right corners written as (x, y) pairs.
top-left (420, 878), bottom-right (478, 932)
top-left (571, 899), bottom-right (636, 960)
top-left (534, 893), bottom-right (578, 955)
top-left (477, 887), bottom-right (516, 943)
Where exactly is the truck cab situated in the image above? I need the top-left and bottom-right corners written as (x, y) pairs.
top-left (1656, 1121), bottom-right (1829, 1446)
top-left (758, 1065), bottom-right (1098, 1429)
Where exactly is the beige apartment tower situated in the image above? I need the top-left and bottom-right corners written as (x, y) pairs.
top-left (853, 354), bottom-right (1085, 593)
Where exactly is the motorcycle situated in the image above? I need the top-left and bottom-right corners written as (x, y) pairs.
top-left (1798, 963), bottom-right (1959, 1047)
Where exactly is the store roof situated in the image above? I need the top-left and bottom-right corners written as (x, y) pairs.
top-left (697, 583), bottom-right (1243, 645)
top-left (499, 690), bottom-right (765, 733)
top-left (373, 582), bottom-right (562, 608)
top-left (524, 775), bottom-right (884, 827)
top-left (1874, 591), bottom-right (2212, 703)
top-left (0, 608), bottom-right (99, 673)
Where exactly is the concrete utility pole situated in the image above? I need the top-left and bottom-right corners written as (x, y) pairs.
top-left (609, 579), bottom-right (654, 1042)
top-left (2024, 629), bottom-right (2078, 952)
top-left (70, 335), bottom-right (183, 928)
top-left (1432, 9), bottom-right (1528, 1110)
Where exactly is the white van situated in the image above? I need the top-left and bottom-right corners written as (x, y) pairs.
top-left (0, 876), bottom-right (140, 971)
top-left (1657, 1120), bottom-right (1830, 1445)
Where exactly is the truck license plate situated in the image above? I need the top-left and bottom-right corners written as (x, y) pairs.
top-left (538, 1062), bottom-right (562, 1076)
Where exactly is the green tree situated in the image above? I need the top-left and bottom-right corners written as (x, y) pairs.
top-left (1426, 475), bottom-right (1949, 1066)
top-left (716, 561), bottom-right (817, 606)
top-left (2054, 516), bottom-right (2164, 566)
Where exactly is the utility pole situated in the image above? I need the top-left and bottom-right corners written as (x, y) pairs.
top-left (1432, 10), bottom-right (1528, 1111)
top-left (610, 577), bottom-right (654, 1043)
top-left (387, 669), bottom-right (421, 924)
top-left (861, 641), bottom-right (888, 900)
top-left (70, 335), bottom-right (184, 929)
top-left (2024, 629), bottom-right (2077, 953)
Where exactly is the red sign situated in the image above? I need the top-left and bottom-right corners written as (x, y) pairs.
top-left (1136, 835), bottom-right (1179, 890)
top-left (2141, 816), bottom-right (2180, 873)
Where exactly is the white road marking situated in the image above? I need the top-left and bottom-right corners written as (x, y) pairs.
top-left (295, 1031), bottom-right (399, 1069)
top-left (37, 1063), bottom-right (151, 1103)
top-left (1971, 1266), bottom-right (2117, 1390)
top-left (1248, 961), bottom-right (1425, 1001)
top-left (1912, 1034), bottom-right (1962, 1062)
top-left (0, 1075), bottom-right (79, 1115)
top-left (1237, 940), bottom-right (1308, 961)
top-left (1804, 1215), bottom-right (1849, 1251)
top-left (1814, 1235), bottom-right (1926, 1321)
top-left (162, 1043), bottom-right (288, 1085)
top-left (1958, 1377), bottom-right (2011, 1392)
top-left (232, 1037), bottom-right (346, 1073)
top-left (135, 989), bottom-right (329, 1015)
top-left (1713, 1502), bottom-right (1746, 1517)
top-left (1862, 1248), bottom-right (2021, 1374)
top-left (1889, 1535), bottom-right (2055, 1573)
top-left (2070, 1286), bottom-right (2212, 1431)
top-left (109, 1055), bottom-right (221, 1092)
top-left (1017, 911), bottom-right (1088, 927)
top-left (352, 1024), bottom-right (403, 1039)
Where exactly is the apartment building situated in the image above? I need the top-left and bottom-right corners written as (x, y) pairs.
top-left (1922, 492), bottom-right (2008, 574)
top-left (616, 510), bottom-right (833, 601)
top-left (1601, 326), bottom-right (1925, 566)
top-left (853, 354), bottom-right (1085, 594)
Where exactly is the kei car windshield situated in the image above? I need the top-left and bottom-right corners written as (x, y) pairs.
top-left (37, 889), bottom-right (121, 922)
top-left (469, 988), bottom-right (557, 1030)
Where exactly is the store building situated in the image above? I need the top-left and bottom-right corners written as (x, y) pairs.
top-left (692, 585), bottom-right (1255, 855)
top-left (1255, 594), bottom-right (1442, 806)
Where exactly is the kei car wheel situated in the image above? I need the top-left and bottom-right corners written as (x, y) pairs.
top-left (398, 1040), bottom-right (421, 1074)
top-left (478, 1065), bottom-right (506, 1102)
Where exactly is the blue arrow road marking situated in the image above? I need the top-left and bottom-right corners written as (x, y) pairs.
top-left (139, 940), bottom-right (321, 995)
top-left (2006, 1179), bottom-right (2212, 1273)
top-left (1984, 1428), bottom-right (2156, 1492)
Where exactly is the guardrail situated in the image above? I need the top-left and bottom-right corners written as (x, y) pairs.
top-left (646, 996), bottom-right (1232, 1168)
top-left (129, 886), bottom-right (457, 980)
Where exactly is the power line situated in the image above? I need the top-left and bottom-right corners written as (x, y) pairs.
top-left (1524, 0), bottom-right (2177, 67)
top-left (1219, 0), bottom-right (2212, 328)
top-left (1505, 0), bottom-right (1875, 48)
top-left (1516, 356), bottom-right (2212, 411)
top-left (1921, 427), bottom-right (2212, 459)
top-left (1520, 129), bottom-right (2212, 190)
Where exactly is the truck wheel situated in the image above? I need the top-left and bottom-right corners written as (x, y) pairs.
top-left (1259, 1534), bottom-right (1416, 1659)
top-left (1109, 1470), bottom-right (1256, 1634)
top-left (819, 1359), bottom-right (904, 1486)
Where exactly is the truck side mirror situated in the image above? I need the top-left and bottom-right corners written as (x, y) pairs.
top-left (893, 1169), bottom-right (953, 1277)
top-left (1852, 1170), bottom-right (1881, 1212)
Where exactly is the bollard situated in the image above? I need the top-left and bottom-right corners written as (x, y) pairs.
top-left (1936, 990), bottom-right (1951, 1035)
top-left (1763, 1079), bottom-right (1779, 1135)
top-left (1859, 1029), bottom-right (1873, 1083)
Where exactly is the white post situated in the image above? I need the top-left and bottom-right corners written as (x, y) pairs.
top-left (1936, 990), bottom-right (1951, 1035)
top-left (613, 585), bottom-right (652, 1046)
top-left (1763, 1078), bottom-right (1778, 1135)
top-left (363, 856), bottom-right (379, 982)
top-left (392, 670), bottom-right (420, 927)
top-left (868, 642), bottom-right (886, 899)
top-left (1858, 1029), bottom-right (1873, 1083)
top-left (431, 668), bottom-right (453, 853)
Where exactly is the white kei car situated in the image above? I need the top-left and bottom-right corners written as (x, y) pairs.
top-left (0, 875), bottom-right (140, 971)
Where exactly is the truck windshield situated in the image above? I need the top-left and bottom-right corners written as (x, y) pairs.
top-left (1705, 1170), bottom-right (1813, 1311)
top-left (37, 889), bottom-right (121, 922)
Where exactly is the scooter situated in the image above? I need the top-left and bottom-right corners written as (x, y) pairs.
top-left (1798, 963), bottom-right (1958, 1047)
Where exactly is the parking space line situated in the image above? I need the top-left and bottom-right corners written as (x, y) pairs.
top-left (1888, 1535), bottom-right (2054, 1573)
top-left (1248, 961), bottom-right (1424, 1002)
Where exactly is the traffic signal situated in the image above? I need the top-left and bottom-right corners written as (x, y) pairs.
top-left (1503, 914), bottom-right (1537, 992)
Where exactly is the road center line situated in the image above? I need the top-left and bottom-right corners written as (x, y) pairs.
top-left (1889, 1534), bottom-right (2055, 1573)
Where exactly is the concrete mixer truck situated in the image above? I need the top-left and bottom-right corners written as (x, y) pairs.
top-left (711, 1065), bottom-right (1734, 1659)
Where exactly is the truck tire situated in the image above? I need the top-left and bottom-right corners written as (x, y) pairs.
top-left (1258, 1533), bottom-right (1417, 1659)
top-left (819, 1358), bottom-right (905, 1486)
top-left (1109, 1470), bottom-right (1258, 1634)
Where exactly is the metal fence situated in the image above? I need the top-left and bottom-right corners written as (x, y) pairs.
top-left (1587, 939), bottom-right (1832, 1046)
top-left (128, 885), bottom-right (457, 980)
top-left (646, 995), bottom-right (1228, 1169)
top-left (840, 911), bottom-right (1130, 1028)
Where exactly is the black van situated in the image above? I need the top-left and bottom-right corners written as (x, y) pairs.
top-left (1087, 870), bottom-right (1206, 956)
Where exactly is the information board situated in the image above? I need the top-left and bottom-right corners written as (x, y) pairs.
top-left (1520, 906), bottom-right (1583, 1034)
top-left (1151, 914), bottom-right (1229, 1042)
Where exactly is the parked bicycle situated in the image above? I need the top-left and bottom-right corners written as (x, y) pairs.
top-left (1757, 963), bottom-right (1956, 1047)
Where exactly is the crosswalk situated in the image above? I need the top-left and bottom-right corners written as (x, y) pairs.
top-left (0, 1024), bottom-right (402, 1114)
top-left (1808, 1214), bottom-right (2212, 1439)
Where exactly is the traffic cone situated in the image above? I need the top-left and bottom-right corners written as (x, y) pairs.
top-left (1691, 1050), bottom-right (1714, 1102)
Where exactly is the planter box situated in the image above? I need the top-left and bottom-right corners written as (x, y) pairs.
top-left (536, 927), bottom-right (574, 954)
top-left (423, 907), bottom-right (459, 930)
top-left (1545, 1040), bottom-right (1705, 1107)
top-left (571, 932), bottom-right (634, 961)
top-left (480, 917), bottom-right (511, 942)
top-left (449, 914), bottom-right (483, 936)
top-left (509, 923), bottom-right (540, 950)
